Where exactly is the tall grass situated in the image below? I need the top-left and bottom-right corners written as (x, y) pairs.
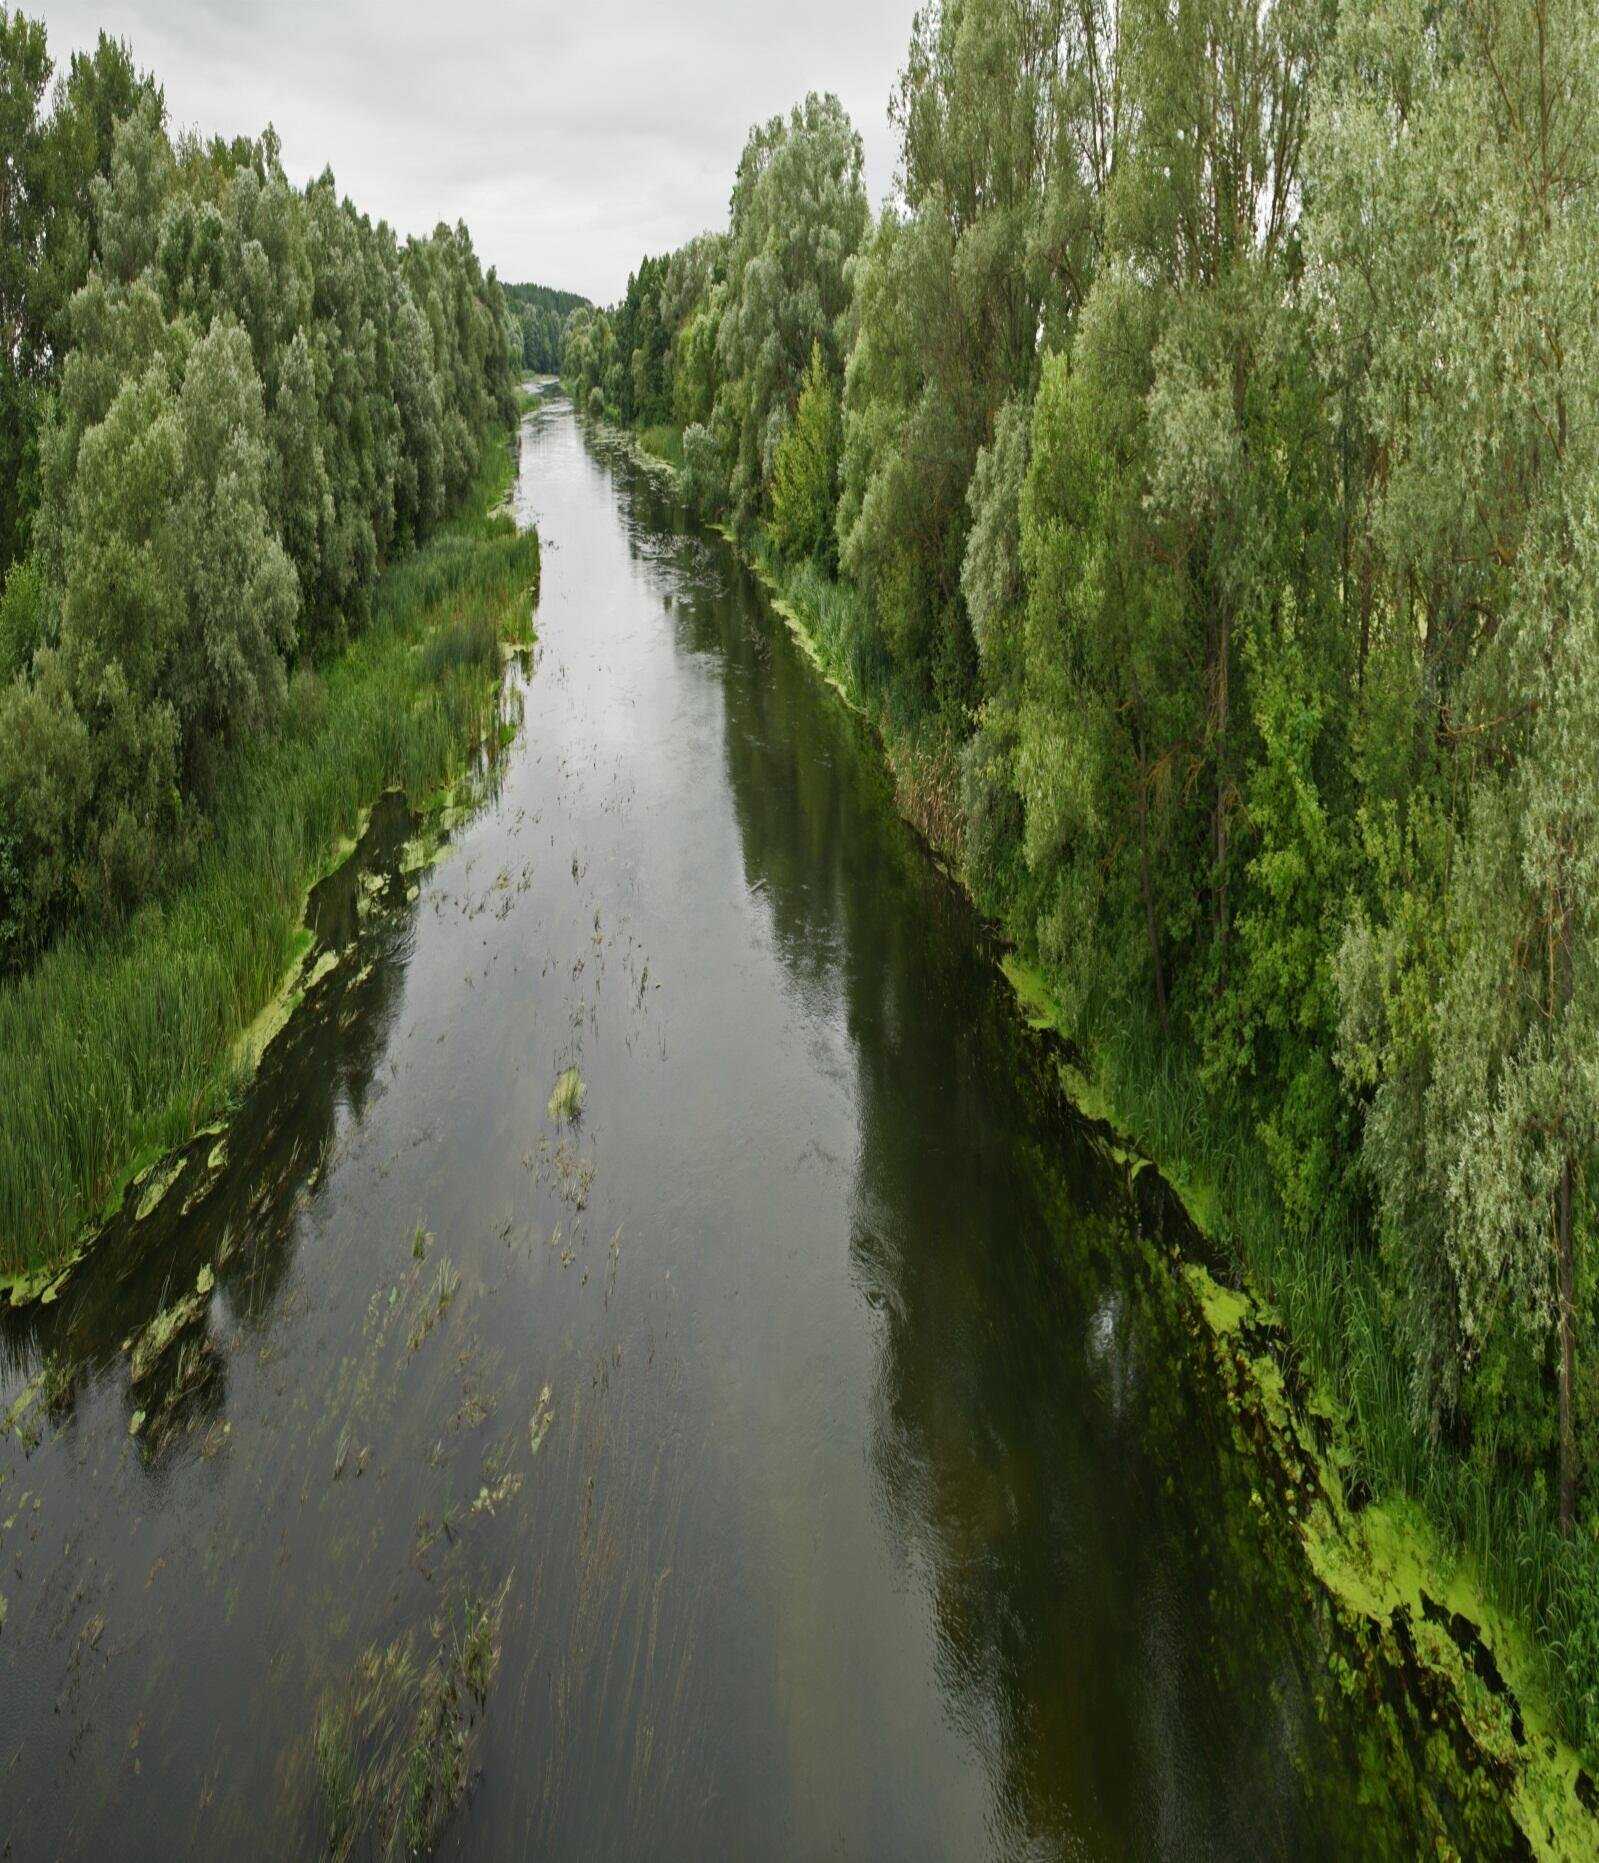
top-left (0, 430), bottom-right (539, 1277)
top-left (635, 423), bottom-right (685, 471)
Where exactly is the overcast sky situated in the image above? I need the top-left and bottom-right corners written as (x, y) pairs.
top-left (38, 0), bottom-right (916, 303)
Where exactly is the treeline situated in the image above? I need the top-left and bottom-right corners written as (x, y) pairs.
top-left (503, 280), bottom-right (588, 374)
top-left (570, 0), bottom-right (1599, 1739)
top-left (0, 11), bottom-right (516, 968)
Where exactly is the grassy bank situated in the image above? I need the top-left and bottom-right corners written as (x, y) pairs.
top-left (0, 426), bottom-right (539, 1285)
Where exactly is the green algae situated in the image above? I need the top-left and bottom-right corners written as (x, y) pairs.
top-left (133, 1155), bottom-right (186, 1224)
top-left (0, 1254), bottom-right (80, 1310)
top-left (547, 1066), bottom-right (585, 1124)
top-left (1180, 1252), bottom-right (1599, 1855)
top-left (1000, 948), bottom-right (1594, 1844)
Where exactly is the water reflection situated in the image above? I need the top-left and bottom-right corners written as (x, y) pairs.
top-left (598, 430), bottom-right (1414, 1857)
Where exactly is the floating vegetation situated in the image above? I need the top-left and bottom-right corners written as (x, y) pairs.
top-left (525, 1134), bottom-right (596, 1213)
top-left (134, 1156), bottom-right (186, 1224)
top-left (312, 1581), bottom-right (510, 1860)
top-left (470, 1470), bottom-right (523, 1518)
top-left (407, 1258), bottom-right (461, 1355)
top-left (2, 1374), bottom-right (45, 1453)
top-left (528, 1383), bottom-right (555, 1456)
top-left (130, 1333), bottom-right (218, 1450)
top-left (126, 1269), bottom-right (213, 1386)
top-left (547, 1066), bottom-right (585, 1124)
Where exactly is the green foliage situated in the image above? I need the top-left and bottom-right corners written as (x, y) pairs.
top-left (768, 342), bottom-right (841, 569)
top-left (0, 552), bottom-right (46, 682)
top-left (0, 430), bottom-right (536, 1274)
top-left (711, 93), bottom-right (867, 530)
top-left (838, 0), bottom-right (1112, 719)
top-left (678, 421), bottom-right (727, 517)
top-left (1218, 611), bottom-right (1351, 1231)
top-left (0, 11), bottom-right (515, 968)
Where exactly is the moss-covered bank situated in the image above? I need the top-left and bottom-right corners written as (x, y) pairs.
top-left (0, 422), bottom-right (539, 1289)
top-left (1011, 952), bottom-right (1599, 1855)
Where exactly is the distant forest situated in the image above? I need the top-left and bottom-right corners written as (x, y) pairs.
top-left (504, 282), bottom-right (588, 374)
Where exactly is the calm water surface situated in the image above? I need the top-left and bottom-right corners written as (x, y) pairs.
top-left (0, 394), bottom-right (1407, 1857)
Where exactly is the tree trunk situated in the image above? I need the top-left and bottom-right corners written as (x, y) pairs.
top-left (1214, 603), bottom-right (1231, 989)
top-left (1558, 1150), bottom-right (1577, 1535)
top-left (1139, 776), bottom-right (1168, 1035)
top-left (1556, 875), bottom-right (1579, 1534)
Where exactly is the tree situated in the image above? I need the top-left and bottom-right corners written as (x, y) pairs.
top-left (1320, 0), bottom-right (1599, 1528)
top-left (712, 92), bottom-right (867, 530)
top-left (769, 341), bottom-right (842, 568)
top-left (838, 0), bottom-right (1117, 716)
top-left (0, 8), bottom-right (51, 567)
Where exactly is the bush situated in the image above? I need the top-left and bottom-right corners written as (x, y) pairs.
top-left (0, 555), bottom-right (48, 682)
top-left (768, 343), bottom-right (841, 569)
top-left (679, 422), bottom-right (726, 518)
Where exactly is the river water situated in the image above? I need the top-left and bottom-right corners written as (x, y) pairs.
top-left (0, 393), bottom-right (1411, 1857)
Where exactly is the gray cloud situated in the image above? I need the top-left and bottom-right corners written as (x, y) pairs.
top-left (38, 0), bottom-right (915, 301)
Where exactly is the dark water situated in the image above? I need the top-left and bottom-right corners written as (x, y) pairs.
top-left (0, 395), bottom-right (1407, 1857)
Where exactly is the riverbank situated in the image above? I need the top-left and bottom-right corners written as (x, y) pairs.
top-left (0, 421), bottom-right (539, 1292)
top-left (598, 403), bottom-right (1599, 1851)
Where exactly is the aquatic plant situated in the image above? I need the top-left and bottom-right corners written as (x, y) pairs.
top-left (547, 1067), bottom-right (585, 1124)
top-left (313, 1582), bottom-right (509, 1860)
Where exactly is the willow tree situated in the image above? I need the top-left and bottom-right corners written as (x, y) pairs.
top-left (990, 0), bottom-right (1337, 1122)
top-left (1110, 0), bottom-right (1330, 997)
top-left (712, 91), bottom-right (868, 530)
top-left (839, 0), bottom-right (1112, 715)
top-left (1324, 0), bottom-right (1599, 1528)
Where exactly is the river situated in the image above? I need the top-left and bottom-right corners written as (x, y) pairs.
top-left (0, 391), bottom-right (1415, 1857)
